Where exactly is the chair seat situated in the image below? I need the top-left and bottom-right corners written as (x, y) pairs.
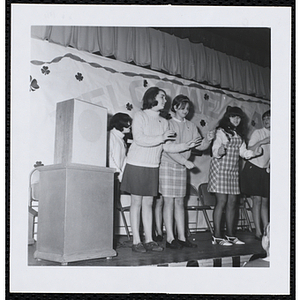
top-left (117, 205), bottom-right (130, 211)
top-left (185, 183), bottom-right (215, 235)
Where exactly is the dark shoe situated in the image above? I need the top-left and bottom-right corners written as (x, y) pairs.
top-left (144, 241), bottom-right (164, 252)
top-left (178, 239), bottom-right (197, 248)
top-left (154, 235), bottom-right (163, 242)
top-left (132, 242), bottom-right (146, 253)
top-left (166, 239), bottom-right (183, 249)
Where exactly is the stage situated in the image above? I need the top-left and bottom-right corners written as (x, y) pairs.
top-left (28, 231), bottom-right (265, 267)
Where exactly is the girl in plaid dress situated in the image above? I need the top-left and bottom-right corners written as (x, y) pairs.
top-left (158, 95), bottom-right (215, 249)
top-left (208, 106), bottom-right (262, 246)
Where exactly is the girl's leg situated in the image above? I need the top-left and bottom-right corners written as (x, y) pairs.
top-left (174, 197), bottom-right (186, 241)
top-left (213, 193), bottom-right (228, 238)
top-left (252, 196), bottom-right (263, 237)
top-left (130, 194), bottom-right (143, 245)
top-left (163, 197), bottom-right (175, 243)
top-left (142, 196), bottom-right (154, 243)
top-left (154, 196), bottom-right (164, 237)
top-left (261, 197), bottom-right (269, 232)
top-left (225, 194), bottom-right (238, 237)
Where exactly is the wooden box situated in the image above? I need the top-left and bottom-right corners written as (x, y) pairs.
top-left (54, 99), bottom-right (107, 167)
top-left (34, 163), bottom-right (116, 264)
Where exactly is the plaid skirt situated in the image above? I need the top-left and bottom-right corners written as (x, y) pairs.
top-left (159, 161), bottom-right (187, 197)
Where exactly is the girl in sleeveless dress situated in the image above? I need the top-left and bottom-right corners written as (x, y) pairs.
top-left (208, 106), bottom-right (262, 246)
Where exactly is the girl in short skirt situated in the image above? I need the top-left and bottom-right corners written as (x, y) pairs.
top-left (121, 87), bottom-right (202, 253)
top-left (159, 95), bottom-right (215, 249)
top-left (240, 110), bottom-right (270, 240)
top-left (208, 106), bottom-right (262, 246)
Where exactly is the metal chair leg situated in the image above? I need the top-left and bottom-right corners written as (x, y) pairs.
top-left (241, 207), bottom-right (252, 232)
top-left (120, 210), bottom-right (130, 240)
top-left (202, 210), bottom-right (214, 234)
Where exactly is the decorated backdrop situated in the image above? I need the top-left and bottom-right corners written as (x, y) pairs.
top-left (30, 38), bottom-right (270, 187)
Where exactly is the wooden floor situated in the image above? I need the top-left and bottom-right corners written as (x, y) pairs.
top-left (28, 230), bottom-right (266, 267)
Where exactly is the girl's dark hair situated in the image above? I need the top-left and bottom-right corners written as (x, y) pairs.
top-left (108, 113), bottom-right (132, 132)
top-left (171, 94), bottom-right (190, 113)
top-left (262, 110), bottom-right (270, 119)
top-left (217, 106), bottom-right (245, 138)
top-left (142, 87), bottom-right (166, 110)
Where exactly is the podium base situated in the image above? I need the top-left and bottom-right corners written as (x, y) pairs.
top-left (34, 248), bottom-right (117, 264)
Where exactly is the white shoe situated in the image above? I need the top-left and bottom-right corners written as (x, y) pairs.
top-left (225, 235), bottom-right (245, 245)
top-left (212, 236), bottom-right (232, 246)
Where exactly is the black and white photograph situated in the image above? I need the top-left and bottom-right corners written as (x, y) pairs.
top-left (9, 3), bottom-right (293, 296)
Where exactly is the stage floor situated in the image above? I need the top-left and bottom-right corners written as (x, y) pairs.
top-left (28, 231), bottom-right (265, 267)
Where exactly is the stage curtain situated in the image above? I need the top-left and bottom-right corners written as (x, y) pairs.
top-left (31, 26), bottom-right (270, 99)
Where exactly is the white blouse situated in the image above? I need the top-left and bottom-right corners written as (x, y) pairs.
top-left (212, 129), bottom-right (254, 159)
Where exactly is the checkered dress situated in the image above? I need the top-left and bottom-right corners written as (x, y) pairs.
top-left (159, 161), bottom-right (187, 197)
top-left (208, 133), bottom-right (242, 195)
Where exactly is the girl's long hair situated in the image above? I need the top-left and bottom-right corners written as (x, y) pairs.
top-left (217, 106), bottom-right (245, 138)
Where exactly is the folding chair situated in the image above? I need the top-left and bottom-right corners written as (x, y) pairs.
top-left (238, 194), bottom-right (253, 232)
top-left (28, 163), bottom-right (43, 245)
top-left (114, 179), bottom-right (131, 240)
top-left (185, 183), bottom-right (215, 235)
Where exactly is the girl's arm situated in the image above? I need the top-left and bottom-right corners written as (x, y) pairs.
top-left (164, 151), bottom-right (188, 165)
top-left (163, 151), bottom-right (194, 169)
top-left (211, 129), bottom-right (227, 158)
top-left (248, 130), bottom-right (270, 151)
top-left (109, 135), bottom-right (123, 173)
top-left (163, 136), bottom-right (202, 153)
top-left (133, 112), bottom-right (177, 147)
top-left (239, 141), bottom-right (262, 159)
top-left (196, 130), bottom-right (215, 151)
top-left (132, 112), bottom-right (165, 147)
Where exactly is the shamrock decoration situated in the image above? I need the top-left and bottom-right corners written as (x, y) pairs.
top-left (204, 93), bottom-right (209, 100)
top-left (126, 103), bottom-right (133, 111)
top-left (41, 66), bottom-right (50, 75)
top-left (30, 75), bottom-right (39, 92)
top-left (200, 120), bottom-right (206, 127)
top-left (251, 120), bottom-right (256, 127)
top-left (75, 72), bottom-right (84, 81)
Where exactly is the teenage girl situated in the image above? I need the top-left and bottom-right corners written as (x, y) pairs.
top-left (159, 95), bottom-right (215, 249)
top-left (241, 110), bottom-right (270, 240)
top-left (108, 112), bottom-right (132, 181)
top-left (120, 87), bottom-right (202, 253)
top-left (208, 106), bottom-right (262, 246)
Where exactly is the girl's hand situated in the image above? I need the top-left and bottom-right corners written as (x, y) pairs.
top-left (184, 161), bottom-right (195, 170)
top-left (187, 137), bottom-right (203, 149)
top-left (206, 130), bottom-right (216, 142)
top-left (163, 130), bottom-right (177, 141)
top-left (254, 146), bottom-right (263, 156)
top-left (218, 144), bottom-right (227, 156)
